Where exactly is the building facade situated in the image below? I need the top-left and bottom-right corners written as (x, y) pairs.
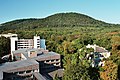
top-left (10, 36), bottom-right (18, 57)
top-left (34, 36), bottom-right (40, 48)
top-left (0, 34), bottom-right (62, 80)
top-left (0, 59), bottom-right (39, 80)
top-left (17, 39), bottom-right (34, 49)
top-left (86, 44), bottom-right (111, 67)
top-left (0, 48), bottom-right (61, 80)
top-left (40, 39), bottom-right (46, 50)
top-left (10, 35), bottom-right (46, 56)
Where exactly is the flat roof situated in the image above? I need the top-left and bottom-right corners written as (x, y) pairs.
top-left (0, 48), bottom-right (60, 79)
top-left (13, 48), bottom-right (43, 54)
top-left (13, 48), bottom-right (60, 60)
top-left (0, 33), bottom-right (17, 38)
top-left (0, 59), bottom-right (38, 71)
top-left (40, 51), bottom-right (59, 58)
top-left (48, 69), bottom-right (64, 78)
top-left (0, 59), bottom-right (39, 79)
top-left (34, 51), bottom-right (60, 60)
top-left (33, 72), bottom-right (46, 80)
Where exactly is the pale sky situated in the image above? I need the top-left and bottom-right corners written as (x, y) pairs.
top-left (0, 0), bottom-right (120, 24)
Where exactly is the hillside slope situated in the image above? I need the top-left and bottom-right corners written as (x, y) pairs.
top-left (0, 12), bottom-right (115, 30)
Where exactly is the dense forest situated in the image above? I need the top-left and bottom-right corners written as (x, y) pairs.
top-left (0, 12), bottom-right (120, 80)
top-left (0, 12), bottom-right (119, 31)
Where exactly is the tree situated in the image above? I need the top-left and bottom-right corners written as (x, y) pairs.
top-left (54, 73), bottom-right (61, 80)
top-left (88, 67), bottom-right (101, 80)
top-left (0, 37), bottom-right (10, 58)
top-left (100, 60), bottom-right (118, 80)
top-left (63, 63), bottom-right (91, 80)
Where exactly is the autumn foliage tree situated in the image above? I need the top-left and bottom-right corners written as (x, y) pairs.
top-left (100, 60), bottom-right (118, 80)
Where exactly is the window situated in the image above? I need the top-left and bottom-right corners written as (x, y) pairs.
top-left (46, 60), bottom-right (49, 62)
top-left (57, 59), bottom-right (59, 61)
top-left (14, 72), bottom-right (18, 74)
top-left (26, 70), bottom-right (32, 73)
top-left (51, 59), bottom-right (54, 62)
top-left (19, 71), bottom-right (24, 74)
top-left (56, 63), bottom-right (59, 66)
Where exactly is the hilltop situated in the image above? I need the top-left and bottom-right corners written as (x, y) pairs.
top-left (0, 12), bottom-right (118, 30)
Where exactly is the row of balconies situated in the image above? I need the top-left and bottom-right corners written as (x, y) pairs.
top-left (13, 69), bottom-right (39, 75)
top-left (17, 42), bottom-right (33, 43)
top-left (40, 61), bottom-right (61, 68)
top-left (17, 47), bottom-right (31, 49)
top-left (44, 59), bottom-right (60, 63)
top-left (17, 40), bottom-right (33, 42)
top-left (17, 44), bottom-right (33, 46)
top-left (40, 63), bottom-right (60, 69)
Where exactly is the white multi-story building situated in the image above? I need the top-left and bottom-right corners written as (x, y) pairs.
top-left (34, 35), bottom-right (40, 48)
top-left (86, 44), bottom-right (110, 58)
top-left (10, 36), bottom-right (18, 58)
top-left (10, 35), bottom-right (46, 55)
top-left (17, 39), bottom-right (34, 49)
top-left (86, 44), bottom-right (111, 67)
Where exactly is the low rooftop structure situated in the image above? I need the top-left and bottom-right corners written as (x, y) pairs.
top-left (0, 59), bottom-right (39, 80)
top-left (33, 72), bottom-right (46, 80)
top-left (86, 44), bottom-right (110, 58)
top-left (86, 44), bottom-right (108, 52)
top-left (0, 33), bottom-right (17, 38)
top-left (0, 33), bottom-right (62, 80)
top-left (0, 48), bottom-right (61, 80)
top-left (86, 44), bottom-right (110, 67)
top-left (12, 48), bottom-right (52, 60)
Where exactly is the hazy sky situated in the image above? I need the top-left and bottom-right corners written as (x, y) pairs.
top-left (0, 0), bottom-right (120, 24)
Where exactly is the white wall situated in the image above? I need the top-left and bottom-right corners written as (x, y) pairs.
top-left (10, 37), bottom-right (18, 59)
top-left (34, 36), bottom-right (40, 48)
top-left (0, 33), bottom-right (17, 38)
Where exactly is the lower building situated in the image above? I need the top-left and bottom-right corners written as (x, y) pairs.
top-left (86, 44), bottom-right (111, 67)
top-left (0, 48), bottom-right (62, 80)
top-left (0, 59), bottom-right (39, 80)
top-left (0, 33), bottom-right (17, 38)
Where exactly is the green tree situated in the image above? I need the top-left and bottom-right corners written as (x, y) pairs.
top-left (63, 63), bottom-right (90, 80)
top-left (54, 73), bottom-right (61, 80)
top-left (0, 37), bottom-right (10, 58)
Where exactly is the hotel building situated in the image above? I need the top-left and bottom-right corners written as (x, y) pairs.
top-left (0, 48), bottom-right (61, 80)
top-left (0, 34), bottom-right (63, 80)
top-left (10, 35), bottom-right (46, 55)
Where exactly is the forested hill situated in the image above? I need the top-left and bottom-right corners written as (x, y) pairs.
top-left (0, 12), bottom-right (118, 30)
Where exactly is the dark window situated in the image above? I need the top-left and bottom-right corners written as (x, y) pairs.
top-left (51, 60), bottom-right (54, 62)
top-left (26, 70), bottom-right (31, 73)
top-left (56, 59), bottom-right (59, 61)
top-left (46, 60), bottom-right (49, 62)
top-left (56, 63), bottom-right (59, 65)
top-left (19, 71), bottom-right (24, 74)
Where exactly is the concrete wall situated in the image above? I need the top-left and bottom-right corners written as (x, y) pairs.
top-left (10, 37), bottom-right (18, 59)
top-left (34, 36), bottom-right (40, 48)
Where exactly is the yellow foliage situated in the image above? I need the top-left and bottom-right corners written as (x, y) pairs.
top-left (100, 60), bottom-right (118, 80)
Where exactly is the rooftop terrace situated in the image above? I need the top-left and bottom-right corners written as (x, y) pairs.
top-left (0, 59), bottom-right (39, 80)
